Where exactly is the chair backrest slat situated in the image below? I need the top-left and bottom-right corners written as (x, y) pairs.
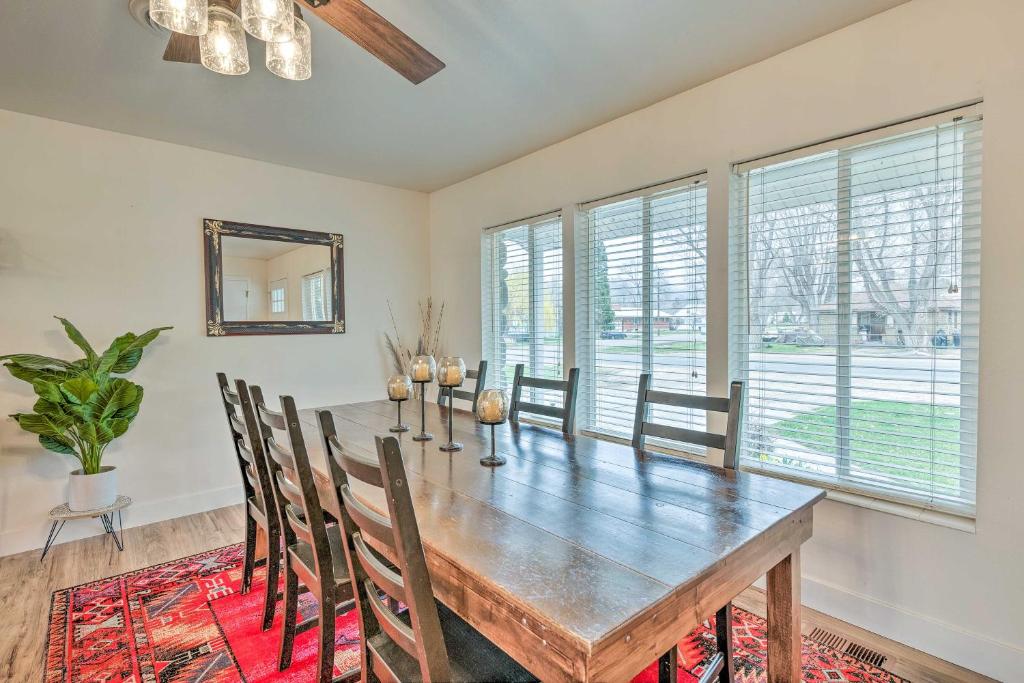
top-left (509, 364), bottom-right (580, 434)
top-left (365, 579), bottom-right (419, 657)
top-left (318, 411), bottom-right (453, 682)
top-left (340, 486), bottom-right (397, 551)
top-left (438, 360), bottom-right (488, 412)
top-left (631, 374), bottom-right (745, 470)
top-left (640, 422), bottom-right (727, 451)
top-left (354, 533), bottom-right (406, 602)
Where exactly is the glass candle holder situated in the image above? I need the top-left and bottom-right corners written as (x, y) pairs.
top-left (410, 355), bottom-right (436, 441)
top-left (387, 374), bottom-right (412, 433)
top-left (437, 357), bottom-right (466, 451)
top-left (476, 389), bottom-right (509, 466)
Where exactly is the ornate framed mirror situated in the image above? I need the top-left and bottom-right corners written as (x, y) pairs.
top-left (203, 218), bottom-right (345, 336)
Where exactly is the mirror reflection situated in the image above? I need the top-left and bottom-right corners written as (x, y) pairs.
top-left (221, 236), bottom-right (332, 322)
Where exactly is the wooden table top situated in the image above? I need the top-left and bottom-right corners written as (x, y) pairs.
top-left (296, 399), bottom-right (825, 681)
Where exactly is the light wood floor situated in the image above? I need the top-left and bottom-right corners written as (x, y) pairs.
top-left (0, 505), bottom-right (994, 683)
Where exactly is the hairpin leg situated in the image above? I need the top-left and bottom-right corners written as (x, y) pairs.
top-left (39, 520), bottom-right (66, 562)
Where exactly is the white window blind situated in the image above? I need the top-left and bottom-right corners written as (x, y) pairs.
top-left (301, 270), bottom-right (330, 321)
top-left (575, 175), bottom-right (708, 441)
top-left (729, 107), bottom-right (982, 515)
top-left (481, 212), bottom-right (564, 403)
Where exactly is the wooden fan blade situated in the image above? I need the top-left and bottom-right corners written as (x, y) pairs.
top-left (302, 0), bottom-right (444, 84)
top-left (163, 32), bottom-right (201, 64)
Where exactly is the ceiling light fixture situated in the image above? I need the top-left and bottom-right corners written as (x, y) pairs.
top-left (200, 2), bottom-right (250, 76)
top-left (149, 0), bottom-right (208, 36)
top-left (241, 0), bottom-right (294, 43)
top-left (266, 8), bottom-right (312, 81)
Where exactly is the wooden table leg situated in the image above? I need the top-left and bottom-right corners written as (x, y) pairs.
top-left (657, 646), bottom-right (677, 683)
top-left (767, 550), bottom-right (801, 683)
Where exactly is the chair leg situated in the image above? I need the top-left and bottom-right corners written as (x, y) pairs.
top-left (261, 528), bottom-right (281, 631)
top-left (278, 556), bottom-right (299, 671)
top-left (715, 603), bottom-right (735, 683)
top-left (658, 646), bottom-right (678, 683)
top-left (317, 594), bottom-right (336, 683)
top-left (242, 514), bottom-right (257, 595)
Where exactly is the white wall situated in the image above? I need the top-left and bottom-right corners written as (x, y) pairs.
top-left (428, 0), bottom-right (1024, 678)
top-left (0, 110), bottom-right (430, 555)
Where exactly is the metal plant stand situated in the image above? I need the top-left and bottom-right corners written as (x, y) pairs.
top-left (40, 495), bottom-right (132, 561)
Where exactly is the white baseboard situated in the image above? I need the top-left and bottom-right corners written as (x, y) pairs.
top-left (802, 574), bottom-right (1023, 681)
top-left (0, 484), bottom-right (242, 557)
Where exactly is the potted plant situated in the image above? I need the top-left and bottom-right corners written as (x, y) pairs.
top-left (1, 317), bottom-right (171, 511)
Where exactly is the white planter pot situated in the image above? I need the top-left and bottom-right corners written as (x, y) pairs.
top-left (68, 466), bottom-right (118, 511)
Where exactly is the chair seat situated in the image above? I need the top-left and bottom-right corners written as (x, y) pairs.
top-left (287, 524), bottom-right (349, 587)
top-left (368, 601), bottom-right (536, 682)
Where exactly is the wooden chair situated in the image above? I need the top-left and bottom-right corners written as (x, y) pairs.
top-left (632, 374), bottom-right (744, 683)
top-left (509, 364), bottom-right (580, 434)
top-left (252, 388), bottom-right (357, 683)
top-left (318, 419), bottom-right (537, 683)
top-left (437, 359), bottom-right (487, 412)
top-left (216, 373), bottom-right (279, 631)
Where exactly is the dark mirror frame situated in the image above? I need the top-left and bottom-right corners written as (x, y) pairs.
top-left (203, 218), bottom-right (346, 336)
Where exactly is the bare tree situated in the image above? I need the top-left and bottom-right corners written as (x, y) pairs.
top-left (851, 183), bottom-right (957, 349)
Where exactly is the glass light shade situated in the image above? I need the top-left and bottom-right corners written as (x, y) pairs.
top-left (242, 0), bottom-right (294, 42)
top-left (437, 357), bottom-right (467, 388)
top-left (266, 15), bottom-right (311, 81)
top-left (149, 0), bottom-right (208, 36)
top-left (410, 355), bottom-right (436, 383)
top-left (200, 5), bottom-right (250, 76)
top-left (387, 374), bottom-right (412, 401)
top-left (476, 389), bottom-right (509, 425)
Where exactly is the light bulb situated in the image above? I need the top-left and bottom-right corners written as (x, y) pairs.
top-left (200, 5), bottom-right (250, 76)
top-left (241, 0), bottom-right (294, 42)
top-left (266, 15), bottom-right (311, 81)
top-left (149, 0), bottom-right (208, 36)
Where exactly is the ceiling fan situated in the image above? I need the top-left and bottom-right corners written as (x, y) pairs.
top-left (138, 0), bottom-right (444, 84)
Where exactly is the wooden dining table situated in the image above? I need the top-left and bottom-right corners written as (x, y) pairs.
top-left (287, 398), bottom-right (825, 683)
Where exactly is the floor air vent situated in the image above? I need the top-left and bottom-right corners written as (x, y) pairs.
top-left (809, 627), bottom-right (887, 668)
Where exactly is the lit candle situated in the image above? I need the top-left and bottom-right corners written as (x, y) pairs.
top-left (476, 389), bottom-right (509, 425)
top-left (410, 355), bottom-right (436, 383)
top-left (437, 357), bottom-right (466, 388)
top-left (387, 374), bottom-right (412, 401)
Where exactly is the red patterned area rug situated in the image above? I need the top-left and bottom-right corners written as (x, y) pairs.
top-left (46, 544), bottom-right (908, 683)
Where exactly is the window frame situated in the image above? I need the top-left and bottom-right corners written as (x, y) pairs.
top-left (480, 211), bottom-right (565, 398)
top-left (728, 104), bottom-right (983, 517)
top-left (575, 173), bottom-right (710, 446)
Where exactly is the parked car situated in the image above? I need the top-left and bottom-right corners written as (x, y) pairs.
top-left (601, 330), bottom-right (627, 340)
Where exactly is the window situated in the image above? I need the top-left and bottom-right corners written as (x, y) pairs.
top-left (481, 212), bottom-right (563, 402)
top-left (269, 280), bottom-right (286, 314)
top-left (575, 176), bottom-right (708, 442)
top-left (729, 107), bottom-right (982, 515)
top-left (301, 270), bottom-right (331, 321)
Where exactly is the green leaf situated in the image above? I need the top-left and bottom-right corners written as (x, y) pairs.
top-left (93, 378), bottom-right (139, 421)
top-left (32, 380), bottom-right (63, 403)
top-left (109, 349), bottom-right (143, 374)
top-left (108, 418), bottom-right (130, 439)
top-left (108, 326), bottom-right (172, 374)
top-left (39, 434), bottom-right (76, 455)
top-left (54, 317), bottom-right (97, 367)
top-left (0, 354), bottom-right (75, 371)
top-left (97, 333), bottom-right (134, 375)
top-left (60, 376), bottom-right (99, 404)
top-left (4, 363), bottom-right (73, 385)
top-left (11, 413), bottom-right (62, 437)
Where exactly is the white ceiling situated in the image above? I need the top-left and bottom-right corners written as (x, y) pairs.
top-left (0, 1), bottom-right (906, 192)
top-left (221, 235), bottom-right (307, 260)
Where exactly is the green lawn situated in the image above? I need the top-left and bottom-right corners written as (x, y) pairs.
top-left (770, 400), bottom-right (963, 491)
